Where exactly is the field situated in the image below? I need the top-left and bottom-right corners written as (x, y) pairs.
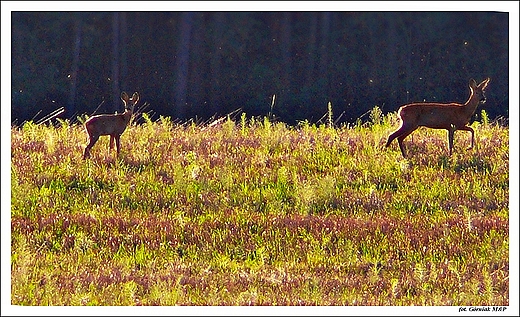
top-left (10, 110), bottom-right (509, 307)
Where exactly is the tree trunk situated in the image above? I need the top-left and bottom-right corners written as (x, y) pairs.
top-left (210, 12), bottom-right (225, 116)
top-left (68, 16), bottom-right (82, 119)
top-left (279, 12), bottom-right (292, 112)
top-left (305, 13), bottom-right (317, 89)
top-left (318, 12), bottom-right (331, 102)
top-left (188, 13), bottom-right (204, 119)
top-left (111, 12), bottom-right (120, 112)
top-left (174, 12), bottom-right (194, 120)
top-left (386, 13), bottom-right (401, 108)
top-left (119, 12), bottom-right (128, 92)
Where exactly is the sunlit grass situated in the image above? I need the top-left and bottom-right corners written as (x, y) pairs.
top-left (11, 112), bottom-right (509, 305)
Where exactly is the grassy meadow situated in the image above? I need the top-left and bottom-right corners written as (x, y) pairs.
top-left (10, 110), bottom-right (509, 306)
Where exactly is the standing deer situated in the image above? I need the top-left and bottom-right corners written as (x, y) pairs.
top-left (83, 91), bottom-right (139, 159)
top-left (385, 78), bottom-right (490, 158)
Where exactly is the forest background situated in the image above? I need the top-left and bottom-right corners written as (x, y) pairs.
top-left (9, 7), bottom-right (510, 125)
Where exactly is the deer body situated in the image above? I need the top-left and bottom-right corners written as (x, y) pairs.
top-left (83, 91), bottom-right (139, 159)
top-left (385, 78), bottom-right (490, 158)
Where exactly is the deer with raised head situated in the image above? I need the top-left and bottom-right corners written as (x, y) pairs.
top-left (385, 78), bottom-right (490, 158)
top-left (83, 91), bottom-right (139, 159)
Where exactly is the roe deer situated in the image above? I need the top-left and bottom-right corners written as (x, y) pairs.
top-left (83, 91), bottom-right (139, 159)
top-left (385, 78), bottom-right (490, 158)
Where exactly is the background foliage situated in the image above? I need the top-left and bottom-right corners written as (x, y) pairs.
top-left (11, 11), bottom-right (509, 125)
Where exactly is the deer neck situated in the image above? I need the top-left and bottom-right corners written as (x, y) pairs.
top-left (462, 90), bottom-right (481, 117)
top-left (122, 108), bottom-right (133, 124)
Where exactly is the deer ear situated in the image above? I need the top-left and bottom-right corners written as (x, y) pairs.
top-left (132, 92), bottom-right (140, 103)
top-left (469, 79), bottom-right (477, 89)
top-left (478, 78), bottom-right (490, 90)
top-left (121, 91), bottom-right (129, 102)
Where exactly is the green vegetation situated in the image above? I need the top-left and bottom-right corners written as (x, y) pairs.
top-left (11, 111), bottom-right (509, 306)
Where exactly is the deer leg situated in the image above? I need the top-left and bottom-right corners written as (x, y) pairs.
top-left (396, 129), bottom-right (415, 158)
top-left (115, 135), bottom-right (121, 157)
top-left (386, 123), bottom-right (415, 147)
top-left (458, 126), bottom-right (475, 149)
top-left (387, 123), bottom-right (416, 158)
top-left (385, 126), bottom-right (403, 148)
top-left (447, 128), bottom-right (455, 155)
top-left (83, 135), bottom-right (99, 159)
top-left (109, 135), bottom-right (115, 150)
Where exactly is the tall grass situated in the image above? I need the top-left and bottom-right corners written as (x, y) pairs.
top-left (11, 111), bottom-right (509, 306)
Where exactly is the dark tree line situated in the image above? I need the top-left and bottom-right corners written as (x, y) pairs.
top-left (11, 12), bottom-right (509, 125)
